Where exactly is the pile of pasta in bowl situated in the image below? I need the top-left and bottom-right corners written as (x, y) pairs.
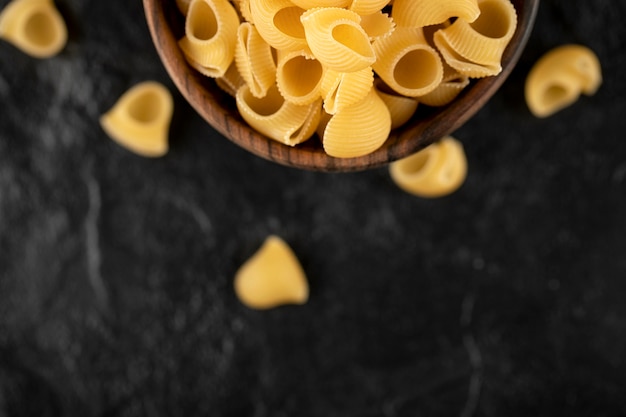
top-left (174, 0), bottom-right (517, 158)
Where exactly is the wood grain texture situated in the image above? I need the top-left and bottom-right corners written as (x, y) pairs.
top-left (143, 0), bottom-right (539, 172)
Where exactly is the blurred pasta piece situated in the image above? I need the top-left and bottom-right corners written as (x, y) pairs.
top-left (100, 82), bottom-right (173, 158)
top-left (525, 44), bottom-right (602, 118)
top-left (389, 136), bottom-right (467, 197)
top-left (234, 235), bottom-right (309, 310)
top-left (0, 0), bottom-right (67, 58)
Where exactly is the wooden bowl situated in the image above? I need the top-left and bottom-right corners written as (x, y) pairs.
top-left (144, 0), bottom-right (539, 172)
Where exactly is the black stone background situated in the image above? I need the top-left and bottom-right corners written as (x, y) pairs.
top-left (1, 0), bottom-right (626, 416)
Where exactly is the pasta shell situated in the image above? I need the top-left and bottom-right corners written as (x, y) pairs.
top-left (389, 136), bottom-right (467, 197)
top-left (100, 82), bottom-right (173, 158)
top-left (235, 22), bottom-right (277, 98)
top-left (323, 88), bottom-right (391, 158)
top-left (249, 0), bottom-right (308, 51)
top-left (349, 0), bottom-right (390, 16)
top-left (433, 31), bottom-right (501, 78)
top-left (178, 0), bottom-right (239, 77)
top-left (372, 27), bottom-right (443, 97)
top-left (374, 80), bottom-right (418, 129)
top-left (0, 0), bottom-right (67, 58)
top-left (391, 0), bottom-right (479, 28)
top-left (301, 7), bottom-right (376, 73)
top-left (525, 44), bottom-right (602, 118)
top-left (359, 11), bottom-right (395, 41)
top-left (234, 235), bottom-right (309, 310)
top-left (236, 83), bottom-right (321, 146)
top-left (435, 0), bottom-right (517, 66)
top-left (276, 49), bottom-right (324, 105)
top-left (320, 66), bottom-right (373, 114)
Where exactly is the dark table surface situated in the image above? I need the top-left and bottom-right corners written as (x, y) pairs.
top-left (1, 0), bottom-right (626, 416)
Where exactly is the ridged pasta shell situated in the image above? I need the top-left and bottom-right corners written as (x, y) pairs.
top-left (359, 11), bottom-right (395, 41)
top-left (389, 136), bottom-right (467, 197)
top-left (525, 44), bottom-right (602, 118)
top-left (236, 83), bottom-right (321, 146)
top-left (216, 61), bottom-right (246, 97)
top-left (374, 80), bottom-right (418, 129)
top-left (301, 7), bottom-right (376, 73)
top-left (235, 22), bottom-right (276, 98)
top-left (372, 27), bottom-right (443, 97)
top-left (433, 31), bottom-right (501, 78)
top-left (323, 88), bottom-right (391, 158)
top-left (249, 0), bottom-right (308, 51)
top-left (276, 49), bottom-right (324, 105)
top-left (349, 0), bottom-right (391, 16)
top-left (435, 0), bottom-right (517, 66)
top-left (320, 66), bottom-right (373, 114)
top-left (391, 0), bottom-right (479, 27)
top-left (99, 82), bottom-right (173, 158)
top-left (0, 0), bottom-right (67, 58)
top-left (178, 0), bottom-right (239, 77)
top-left (234, 235), bottom-right (309, 310)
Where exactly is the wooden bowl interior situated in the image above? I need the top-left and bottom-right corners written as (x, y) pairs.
top-left (144, 0), bottom-right (539, 172)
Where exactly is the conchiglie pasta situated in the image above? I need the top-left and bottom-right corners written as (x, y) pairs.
top-left (301, 7), bottom-right (376, 73)
top-left (391, 0), bottom-right (479, 28)
top-left (349, 0), bottom-right (391, 16)
top-left (178, 0), bottom-right (239, 77)
top-left (525, 44), bottom-right (602, 118)
top-left (435, 0), bottom-right (516, 66)
top-left (320, 66), bottom-right (373, 114)
top-left (234, 235), bottom-right (309, 310)
top-left (359, 11), bottom-right (395, 41)
top-left (389, 136), bottom-right (467, 197)
top-left (276, 49), bottom-right (324, 105)
top-left (322, 89), bottom-right (391, 158)
top-left (372, 27), bottom-right (443, 97)
top-left (0, 0), bottom-right (67, 58)
top-left (235, 22), bottom-right (276, 98)
top-left (433, 31), bottom-right (501, 78)
top-left (249, 0), bottom-right (308, 51)
top-left (236, 83), bottom-right (321, 145)
top-left (100, 82), bottom-right (174, 158)
top-left (290, 0), bottom-right (351, 8)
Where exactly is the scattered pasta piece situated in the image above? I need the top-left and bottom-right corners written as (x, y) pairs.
top-left (389, 136), bottom-right (467, 197)
top-left (100, 82), bottom-right (174, 158)
top-left (525, 44), bottom-right (602, 118)
top-left (0, 0), bottom-right (67, 58)
top-left (234, 235), bottom-right (309, 310)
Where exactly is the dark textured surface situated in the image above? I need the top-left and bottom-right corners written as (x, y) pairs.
top-left (1, 1), bottom-right (626, 416)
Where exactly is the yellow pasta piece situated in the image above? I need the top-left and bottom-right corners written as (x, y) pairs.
top-left (249, 0), bottom-right (308, 52)
top-left (417, 63), bottom-right (469, 106)
top-left (0, 0), bottom-right (66, 58)
top-left (372, 27), bottom-right (443, 97)
top-left (232, 0), bottom-right (254, 22)
top-left (276, 49), bottom-right (324, 105)
top-left (290, 0), bottom-right (350, 8)
top-left (175, 0), bottom-right (192, 15)
top-left (323, 88), bottom-right (391, 158)
top-left (525, 44), bottom-right (602, 118)
top-left (178, 0), bottom-right (239, 78)
top-left (435, 0), bottom-right (516, 66)
top-left (216, 61), bottom-right (246, 97)
top-left (100, 82), bottom-right (173, 158)
top-left (301, 7), bottom-right (376, 73)
top-left (389, 136), bottom-right (467, 197)
top-left (359, 10), bottom-right (395, 41)
top-left (391, 0), bottom-right (479, 28)
top-left (374, 80), bottom-right (418, 129)
top-left (349, 0), bottom-right (390, 16)
top-left (320, 66), bottom-right (373, 114)
top-left (433, 31), bottom-right (501, 78)
top-left (236, 83), bottom-right (321, 145)
top-left (235, 22), bottom-right (276, 98)
top-left (234, 235), bottom-right (309, 310)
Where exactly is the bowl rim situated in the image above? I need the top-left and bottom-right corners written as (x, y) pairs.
top-left (144, 0), bottom-right (539, 172)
